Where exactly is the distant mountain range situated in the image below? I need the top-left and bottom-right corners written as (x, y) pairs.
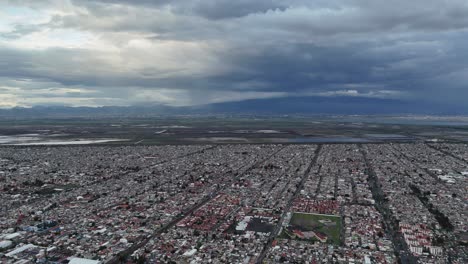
top-left (0, 96), bottom-right (465, 118)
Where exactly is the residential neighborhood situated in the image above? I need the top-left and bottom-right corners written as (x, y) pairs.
top-left (0, 143), bottom-right (467, 263)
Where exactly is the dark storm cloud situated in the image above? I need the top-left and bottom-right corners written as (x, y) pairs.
top-left (1, 0), bottom-right (468, 109)
top-left (159, 35), bottom-right (468, 101)
top-left (75, 0), bottom-right (468, 30)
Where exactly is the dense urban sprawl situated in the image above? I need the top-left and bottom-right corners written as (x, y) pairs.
top-left (0, 143), bottom-right (467, 263)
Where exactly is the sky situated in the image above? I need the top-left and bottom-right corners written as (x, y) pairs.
top-left (0, 0), bottom-right (467, 110)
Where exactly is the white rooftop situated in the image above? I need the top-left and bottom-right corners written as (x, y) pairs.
top-left (69, 257), bottom-right (101, 264)
top-left (5, 244), bottom-right (37, 257)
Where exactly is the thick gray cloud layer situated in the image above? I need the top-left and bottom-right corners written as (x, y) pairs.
top-left (0, 0), bottom-right (467, 108)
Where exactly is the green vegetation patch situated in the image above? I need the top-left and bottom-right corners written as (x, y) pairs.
top-left (282, 213), bottom-right (342, 245)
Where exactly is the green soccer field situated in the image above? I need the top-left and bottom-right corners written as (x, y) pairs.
top-left (287, 212), bottom-right (342, 245)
